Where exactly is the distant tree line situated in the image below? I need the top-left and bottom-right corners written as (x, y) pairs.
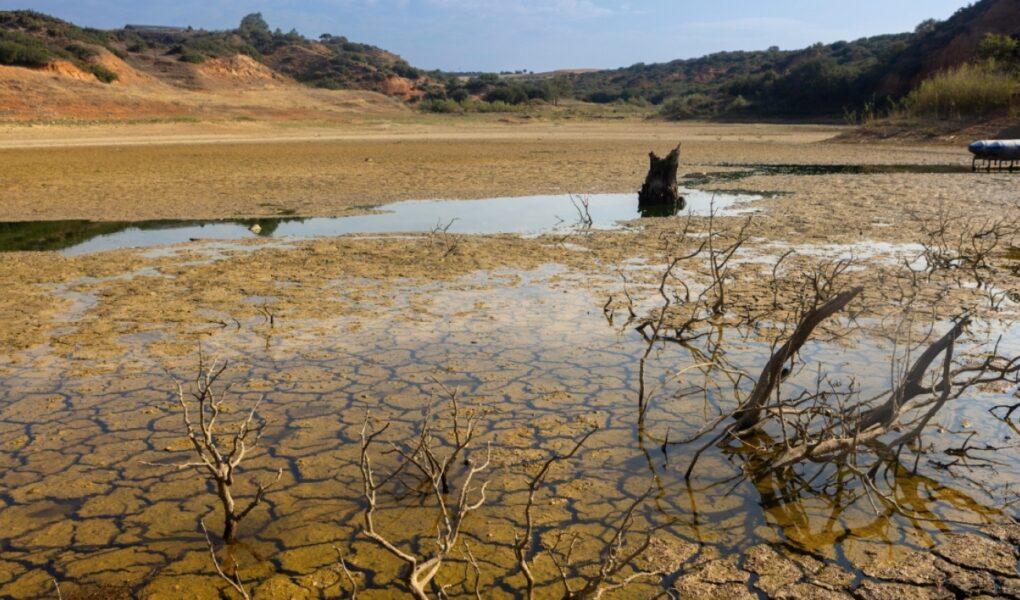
top-left (418, 73), bottom-right (574, 113)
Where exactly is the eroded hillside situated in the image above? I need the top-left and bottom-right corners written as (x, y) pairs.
top-left (0, 10), bottom-right (432, 121)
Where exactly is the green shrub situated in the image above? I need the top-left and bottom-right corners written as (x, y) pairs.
top-left (484, 84), bottom-right (528, 105)
top-left (0, 35), bottom-right (51, 67)
top-left (978, 33), bottom-right (1020, 72)
top-left (418, 98), bottom-right (526, 114)
top-left (0, 40), bottom-right (50, 66)
top-left (173, 46), bottom-right (206, 64)
top-left (462, 100), bottom-right (524, 113)
top-left (65, 43), bottom-right (97, 60)
top-left (87, 63), bottom-right (118, 83)
top-left (905, 63), bottom-right (1017, 119)
top-left (660, 94), bottom-right (717, 120)
top-left (420, 98), bottom-right (463, 113)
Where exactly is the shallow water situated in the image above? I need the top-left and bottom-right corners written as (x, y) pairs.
top-left (0, 188), bottom-right (758, 255)
top-left (0, 264), bottom-right (1015, 597)
top-left (681, 163), bottom-right (974, 186)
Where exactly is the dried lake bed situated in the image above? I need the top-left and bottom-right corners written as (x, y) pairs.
top-left (1, 124), bottom-right (1019, 598)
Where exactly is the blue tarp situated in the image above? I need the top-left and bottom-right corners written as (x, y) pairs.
top-left (969, 139), bottom-right (1020, 160)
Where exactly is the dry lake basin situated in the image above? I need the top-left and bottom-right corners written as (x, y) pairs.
top-left (1, 120), bottom-right (1019, 599)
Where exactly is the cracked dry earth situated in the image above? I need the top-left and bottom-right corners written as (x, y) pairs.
top-left (672, 527), bottom-right (1020, 599)
top-left (1, 126), bottom-right (1020, 599)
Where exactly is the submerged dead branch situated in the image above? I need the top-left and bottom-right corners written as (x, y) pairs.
top-left (545, 488), bottom-right (664, 600)
top-left (514, 427), bottom-right (598, 599)
top-left (732, 287), bottom-right (863, 433)
top-left (682, 293), bottom-right (1019, 497)
top-left (570, 194), bottom-right (594, 230)
top-left (357, 399), bottom-right (491, 600)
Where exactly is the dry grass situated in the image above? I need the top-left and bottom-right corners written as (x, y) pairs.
top-left (905, 63), bottom-right (1018, 120)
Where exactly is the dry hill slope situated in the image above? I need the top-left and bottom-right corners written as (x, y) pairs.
top-left (0, 10), bottom-right (428, 121)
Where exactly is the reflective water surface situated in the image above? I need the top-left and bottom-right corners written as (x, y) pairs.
top-left (0, 264), bottom-right (1015, 597)
top-left (0, 188), bottom-right (759, 255)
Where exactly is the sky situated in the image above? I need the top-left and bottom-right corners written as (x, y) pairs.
top-left (4, 0), bottom-right (975, 72)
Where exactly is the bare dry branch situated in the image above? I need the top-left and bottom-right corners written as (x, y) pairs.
top-left (151, 353), bottom-right (282, 543)
top-left (732, 287), bottom-right (862, 433)
top-left (358, 399), bottom-right (491, 600)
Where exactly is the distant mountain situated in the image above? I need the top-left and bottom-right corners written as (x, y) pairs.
top-left (0, 10), bottom-right (436, 98)
top-left (557, 0), bottom-right (1020, 118)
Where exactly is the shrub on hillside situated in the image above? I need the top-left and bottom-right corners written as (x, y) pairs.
top-left (169, 45), bottom-right (206, 64)
top-left (483, 84), bottom-right (528, 105)
top-left (978, 33), bottom-right (1020, 72)
top-left (0, 40), bottom-right (49, 66)
top-left (0, 32), bottom-right (51, 67)
top-left (65, 43), bottom-right (97, 61)
top-left (87, 63), bottom-right (118, 83)
top-left (420, 98), bottom-right (463, 113)
top-left (418, 98), bottom-right (525, 114)
top-left (660, 94), bottom-right (718, 120)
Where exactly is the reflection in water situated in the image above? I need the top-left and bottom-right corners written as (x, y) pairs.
top-left (729, 435), bottom-right (1002, 556)
top-left (0, 188), bottom-right (758, 255)
top-left (0, 266), bottom-right (1015, 596)
top-left (0, 217), bottom-right (289, 252)
top-left (638, 196), bottom-right (687, 218)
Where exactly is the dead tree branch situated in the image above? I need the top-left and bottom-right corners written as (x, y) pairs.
top-left (201, 519), bottom-right (251, 600)
top-left (429, 218), bottom-right (462, 259)
top-left (358, 405), bottom-right (491, 600)
top-left (152, 354), bottom-right (282, 543)
top-left (732, 287), bottom-right (862, 432)
top-left (570, 194), bottom-right (594, 230)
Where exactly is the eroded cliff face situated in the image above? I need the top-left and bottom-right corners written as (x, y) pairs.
top-left (876, 0), bottom-right (1020, 96)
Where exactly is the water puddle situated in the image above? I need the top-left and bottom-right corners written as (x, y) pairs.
top-left (0, 189), bottom-right (759, 255)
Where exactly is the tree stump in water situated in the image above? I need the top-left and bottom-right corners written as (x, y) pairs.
top-left (638, 143), bottom-right (685, 215)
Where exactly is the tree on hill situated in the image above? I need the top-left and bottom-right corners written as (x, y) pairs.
top-left (979, 33), bottom-right (1020, 72)
top-left (238, 13), bottom-right (273, 52)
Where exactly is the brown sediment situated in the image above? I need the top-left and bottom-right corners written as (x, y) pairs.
top-left (0, 123), bottom-right (1018, 598)
top-left (0, 120), bottom-right (967, 222)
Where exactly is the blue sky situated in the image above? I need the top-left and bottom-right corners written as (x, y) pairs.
top-left (5, 0), bottom-right (973, 72)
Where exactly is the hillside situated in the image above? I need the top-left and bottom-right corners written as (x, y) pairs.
top-left (0, 10), bottom-right (438, 121)
top-left (873, 0), bottom-right (1020, 95)
top-left (2, 2), bottom-right (1017, 124)
top-left (555, 0), bottom-right (1020, 119)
